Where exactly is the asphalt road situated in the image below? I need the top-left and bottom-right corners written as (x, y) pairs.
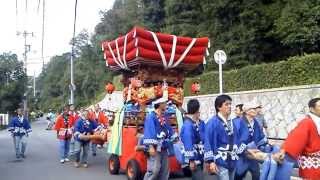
top-left (0, 119), bottom-right (191, 180)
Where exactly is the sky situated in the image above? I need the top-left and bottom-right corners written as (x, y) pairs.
top-left (0, 0), bottom-right (115, 76)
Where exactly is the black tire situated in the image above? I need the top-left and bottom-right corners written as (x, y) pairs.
top-left (126, 159), bottom-right (142, 180)
top-left (108, 154), bottom-right (120, 174)
top-left (183, 166), bottom-right (192, 177)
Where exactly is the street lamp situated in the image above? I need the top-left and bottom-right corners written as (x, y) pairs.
top-left (214, 50), bottom-right (227, 94)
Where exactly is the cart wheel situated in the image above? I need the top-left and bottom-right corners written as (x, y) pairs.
top-left (126, 159), bottom-right (141, 180)
top-left (108, 154), bottom-right (120, 174)
top-left (183, 166), bottom-right (192, 177)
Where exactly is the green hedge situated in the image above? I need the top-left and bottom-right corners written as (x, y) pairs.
top-left (184, 53), bottom-right (320, 96)
top-left (112, 75), bottom-right (124, 91)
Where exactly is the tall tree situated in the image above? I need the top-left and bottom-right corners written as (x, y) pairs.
top-left (142, 0), bottom-right (165, 31)
top-left (273, 0), bottom-right (320, 55)
top-left (163, 0), bottom-right (203, 36)
top-left (0, 53), bottom-right (26, 113)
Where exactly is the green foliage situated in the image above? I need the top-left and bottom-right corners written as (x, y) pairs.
top-left (37, 31), bottom-right (114, 111)
top-left (184, 54), bottom-right (320, 96)
top-left (94, 0), bottom-right (320, 71)
top-left (273, 0), bottom-right (320, 55)
top-left (0, 53), bottom-right (26, 113)
top-left (112, 75), bottom-right (124, 90)
top-left (142, 0), bottom-right (165, 30)
top-left (36, 0), bottom-right (320, 111)
top-left (163, 0), bottom-right (202, 36)
top-left (94, 0), bottom-right (144, 43)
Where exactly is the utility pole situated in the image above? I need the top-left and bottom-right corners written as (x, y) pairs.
top-left (70, 0), bottom-right (78, 105)
top-left (17, 30), bottom-right (34, 117)
top-left (33, 71), bottom-right (36, 97)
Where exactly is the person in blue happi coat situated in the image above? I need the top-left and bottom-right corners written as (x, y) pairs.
top-left (73, 110), bottom-right (97, 168)
top-left (8, 108), bottom-right (32, 160)
top-left (234, 104), bottom-right (244, 120)
top-left (235, 101), bottom-right (295, 180)
top-left (235, 101), bottom-right (268, 180)
top-left (204, 95), bottom-right (245, 180)
top-left (233, 104), bottom-right (244, 134)
top-left (143, 97), bottom-right (174, 180)
top-left (180, 99), bottom-right (205, 180)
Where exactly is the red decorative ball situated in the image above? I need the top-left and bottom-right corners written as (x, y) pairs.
top-left (105, 83), bottom-right (115, 94)
top-left (191, 82), bottom-right (200, 94)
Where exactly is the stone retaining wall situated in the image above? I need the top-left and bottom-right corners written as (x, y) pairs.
top-left (184, 84), bottom-right (320, 138)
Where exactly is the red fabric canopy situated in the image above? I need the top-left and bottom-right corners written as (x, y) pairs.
top-left (101, 26), bottom-right (210, 71)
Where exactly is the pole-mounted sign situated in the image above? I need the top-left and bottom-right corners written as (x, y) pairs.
top-left (214, 50), bottom-right (227, 94)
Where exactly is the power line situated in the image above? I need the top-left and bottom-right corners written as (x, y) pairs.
top-left (41, 0), bottom-right (45, 71)
top-left (26, 62), bottom-right (48, 65)
top-left (15, 0), bottom-right (18, 33)
top-left (37, 0), bottom-right (41, 13)
top-left (16, 0), bottom-right (18, 15)
top-left (25, 0), bottom-right (28, 13)
top-left (27, 56), bottom-right (53, 61)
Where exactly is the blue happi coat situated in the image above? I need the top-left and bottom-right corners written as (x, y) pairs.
top-left (180, 117), bottom-right (205, 165)
top-left (235, 116), bottom-right (268, 175)
top-left (8, 116), bottom-right (32, 136)
top-left (236, 116), bottom-right (268, 149)
top-left (204, 114), bottom-right (245, 169)
top-left (143, 111), bottom-right (174, 152)
top-left (74, 118), bottom-right (97, 142)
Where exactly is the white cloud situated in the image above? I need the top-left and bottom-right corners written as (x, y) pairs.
top-left (0, 0), bottom-right (115, 76)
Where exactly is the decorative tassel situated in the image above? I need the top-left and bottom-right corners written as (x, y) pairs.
top-left (135, 38), bottom-right (138, 47)
top-left (133, 28), bottom-right (137, 38)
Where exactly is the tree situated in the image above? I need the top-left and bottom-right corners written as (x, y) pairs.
top-left (273, 0), bottom-right (320, 55)
top-left (142, 0), bottom-right (165, 31)
top-left (36, 0), bottom-right (320, 111)
top-left (163, 0), bottom-right (203, 36)
top-left (37, 31), bottom-right (114, 110)
top-left (0, 53), bottom-right (26, 113)
top-left (37, 53), bottom-right (70, 111)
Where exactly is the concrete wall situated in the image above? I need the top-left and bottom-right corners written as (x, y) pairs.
top-left (97, 85), bottom-right (320, 138)
top-left (184, 84), bottom-right (320, 139)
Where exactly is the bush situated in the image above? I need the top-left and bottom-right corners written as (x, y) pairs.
top-left (184, 54), bottom-right (320, 96)
top-left (112, 75), bottom-right (124, 90)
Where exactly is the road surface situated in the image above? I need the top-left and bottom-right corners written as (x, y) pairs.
top-left (0, 119), bottom-right (190, 180)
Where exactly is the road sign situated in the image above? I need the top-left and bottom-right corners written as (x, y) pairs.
top-left (214, 50), bottom-right (227, 94)
top-left (214, 50), bottom-right (227, 64)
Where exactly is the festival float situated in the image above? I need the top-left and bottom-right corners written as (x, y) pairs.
top-left (100, 26), bottom-right (210, 179)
